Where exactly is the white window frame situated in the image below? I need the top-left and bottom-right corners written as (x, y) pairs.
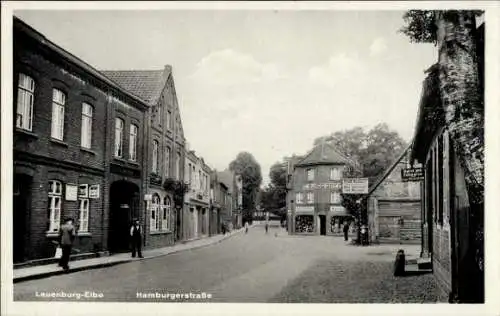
top-left (78, 198), bottom-right (89, 233)
top-left (306, 168), bottom-right (314, 181)
top-left (330, 192), bottom-right (341, 204)
top-left (330, 167), bottom-right (342, 180)
top-left (51, 89), bottom-right (66, 140)
top-left (81, 103), bottom-right (93, 148)
top-left (165, 147), bottom-right (171, 177)
top-left (307, 192), bottom-right (314, 204)
top-left (16, 73), bottom-right (35, 131)
top-left (162, 197), bottom-right (171, 231)
top-left (152, 140), bottom-right (159, 174)
top-left (114, 118), bottom-right (124, 158)
top-left (48, 180), bottom-right (62, 232)
top-left (295, 192), bottom-right (303, 204)
top-left (129, 124), bottom-right (138, 162)
top-left (150, 194), bottom-right (161, 232)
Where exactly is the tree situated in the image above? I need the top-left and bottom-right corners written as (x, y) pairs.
top-left (229, 152), bottom-right (263, 222)
top-left (261, 161), bottom-right (288, 219)
top-left (314, 123), bottom-right (407, 185)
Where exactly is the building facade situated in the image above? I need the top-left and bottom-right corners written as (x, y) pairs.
top-left (366, 146), bottom-right (422, 244)
top-left (183, 151), bottom-right (211, 240)
top-left (13, 17), bottom-right (148, 262)
top-left (217, 170), bottom-right (236, 229)
top-left (410, 14), bottom-right (484, 303)
top-left (102, 66), bottom-right (186, 249)
top-left (286, 143), bottom-right (356, 236)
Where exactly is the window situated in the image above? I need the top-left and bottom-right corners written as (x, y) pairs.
top-left (176, 153), bottom-right (181, 180)
top-left (166, 110), bottom-right (172, 130)
top-left (162, 197), bottom-right (171, 231)
top-left (78, 199), bottom-right (89, 232)
top-left (199, 170), bottom-right (202, 190)
top-left (152, 140), bottom-right (159, 174)
top-left (307, 192), bottom-right (314, 204)
top-left (114, 118), bottom-right (124, 157)
top-left (81, 103), bottom-right (93, 148)
top-left (150, 194), bottom-right (160, 232)
top-left (48, 180), bottom-right (62, 232)
top-left (437, 135), bottom-right (444, 225)
top-left (306, 168), bottom-right (314, 181)
top-left (156, 105), bottom-right (162, 125)
top-left (188, 163), bottom-right (192, 183)
top-left (129, 124), bottom-right (138, 161)
top-left (164, 147), bottom-right (171, 177)
top-left (51, 89), bottom-right (66, 140)
top-left (331, 192), bottom-right (341, 204)
top-left (295, 215), bottom-right (314, 233)
top-left (16, 73), bottom-right (35, 131)
top-left (330, 167), bottom-right (342, 180)
top-left (295, 192), bottom-right (303, 204)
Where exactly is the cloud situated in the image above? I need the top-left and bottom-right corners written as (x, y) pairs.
top-left (369, 37), bottom-right (387, 56)
top-left (308, 53), bottom-right (364, 88)
top-left (189, 49), bottom-right (283, 85)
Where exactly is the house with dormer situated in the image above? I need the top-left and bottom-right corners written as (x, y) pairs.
top-left (286, 142), bottom-right (358, 236)
top-left (102, 66), bottom-right (186, 249)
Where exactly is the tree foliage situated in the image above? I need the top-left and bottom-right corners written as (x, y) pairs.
top-left (229, 152), bottom-right (263, 218)
top-left (261, 162), bottom-right (288, 218)
top-left (314, 123), bottom-right (407, 185)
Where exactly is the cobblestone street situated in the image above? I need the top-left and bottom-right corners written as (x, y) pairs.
top-left (14, 224), bottom-right (438, 303)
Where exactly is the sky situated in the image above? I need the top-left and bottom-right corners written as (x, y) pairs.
top-left (14, 9), bottom-right (437, 186)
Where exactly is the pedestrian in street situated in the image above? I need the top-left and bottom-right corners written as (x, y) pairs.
top-left (221, 222), bottom-right (226, 235)
top-left (265, 222), bottom-right (269, 234)
top-left (58, 218), bottom-right (76, 271)
top-left (130, 219), bottom-right (143, 258)
top-left (343, 221), bottom-right (350, 241)
top-left (245, 221), bottom-right (249, 234)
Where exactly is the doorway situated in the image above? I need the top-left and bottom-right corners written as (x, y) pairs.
top-left (109, 180), bottom-right (140, 253)
top-left (13, 174), bottom-right (31, 263)
top-left (319, 215), bottom-right (327, 235)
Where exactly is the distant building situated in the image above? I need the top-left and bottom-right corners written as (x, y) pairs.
top-left (183, 150), bottom-right (211, 240)
top-left (286, 142), bottom-right (358, 236)
top-left (366, 146), bottom-right (422, 244)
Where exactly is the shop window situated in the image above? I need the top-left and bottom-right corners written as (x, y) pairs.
top-left (295, 215), bottom-right (314, 233)
top-left (162, 197), bottom-right (171, 231)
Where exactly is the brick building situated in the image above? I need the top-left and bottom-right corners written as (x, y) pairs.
top-left (183, 150), bottom-right (211, 240)
top-left (102, 66), bottom-right (186, 249)
top-left (13, 17), bottom-right (149, 262)
top-left (209, 171), bottom-right (226, 236)
top-left (286, 142), bottom-right (357, 236)
top-left (366, 146), bottom-right (422, 244)
top-left (409, 14), bottom-right (484, 303)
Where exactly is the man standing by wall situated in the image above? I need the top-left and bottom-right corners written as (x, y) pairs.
top-left (58, 218), bottom-right (76, 271)
top-left (130, 219), bottom-right (143, 258)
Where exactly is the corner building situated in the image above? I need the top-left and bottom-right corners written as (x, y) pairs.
top-left (287, 143), bottom-right (356, 236)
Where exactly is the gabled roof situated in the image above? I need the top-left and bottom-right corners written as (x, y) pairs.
top-left (101, 66), bottom-right (172, 105)
top-left (295, 142), bottom-right (352, 167)
top-left (217, 170), bottom-right (235, 194)
top-left (367, 144), bottom-right (411, 196)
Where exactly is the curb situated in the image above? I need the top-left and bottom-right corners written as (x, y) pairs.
top-left (14, 230), bottom-right (243, 284)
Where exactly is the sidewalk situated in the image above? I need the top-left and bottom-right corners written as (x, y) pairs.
top-left (13, 229), bottom-right (244, 283)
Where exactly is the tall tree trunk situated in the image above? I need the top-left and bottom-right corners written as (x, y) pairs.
top-left (436, 10), bottom-right (484, 204)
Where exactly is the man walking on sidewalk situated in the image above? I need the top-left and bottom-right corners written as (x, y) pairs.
top-left (58, 218), bottom-right (76, 271)
top-left (343, 221), bottom-right (350, 241)
top-left (130, 219), bottom-right (143, 258)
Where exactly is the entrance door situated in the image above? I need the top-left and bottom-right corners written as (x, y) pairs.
top-left (13, 174), bottom-right (31, 263)
top-left (319, 215), bottom-right (326, 235)
top-left (109, 181), bottom-right (139, 253)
